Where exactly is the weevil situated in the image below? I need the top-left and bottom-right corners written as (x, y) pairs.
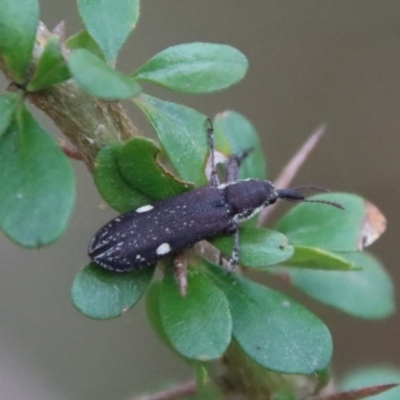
top-left (88, 120), bottom-right (343, 272)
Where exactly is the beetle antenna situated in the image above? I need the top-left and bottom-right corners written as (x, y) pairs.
top-left (276, 188), bottom-right (344, 210)
top-left (300, 198), bottom-right (345, 210)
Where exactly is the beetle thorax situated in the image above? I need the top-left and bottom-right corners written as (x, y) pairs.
top-left (221, 179), bottom-right (278, 222)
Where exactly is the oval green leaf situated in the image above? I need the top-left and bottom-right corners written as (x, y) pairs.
top-left (68, 49), bottom-right (141, 99)
top-left (134, 94), bottom-right (209, 186)
top-left (211, 227), bottom-right (293, 269)
top-left (214, 111), bottom-right (266, 180)
top-left (286, 245), bottom-right (357, 271)
top-left (159, 267), bottom-right (232, 361)
top-left (65, 30), bottom-right (105, 61)
top-left (72, 262), bottom-right (155, 319)
top-left (276, 193), bottom-right (370, 252)
top-left (77, 0), bottom-right (139, 63)
top-left (146, 281), bottom-right (214, 377)
top-left (0, 107), bottom-right (75, 247)
top-left (0, 0), bottom-right (39, 83)
top-left (205, 261), bottom-right (332, 374)
top-left (0, 92), bottom-right (20, 137)
top-left (27, 35), bottom-right (70, 91)
top-left (145, 281), bottom-right (173, 349)
top-left (117, 137), bottom-right (192, 200)
top-left (340, 366), bottom-right (400, 400)
top-left (94, 143), bottom-right (150, 213)
top-left (271, 252), bottom-right (394, 319)
top-left (132, 42), bottom-right (248, 93)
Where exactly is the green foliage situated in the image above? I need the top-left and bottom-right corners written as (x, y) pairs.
top-left (77, 0), bottom-right (139, 64)
top-left (27, 35), bottom-right (70, 91)
top-left (214, 111), bottom-right (266, 180)
top-left (158, 266), bottom-right (232, 361)
top-left (132, 42), bottom-right (248, 93)
top-left (68, 49), bottom-right (142, 99)
top-left (276, 193), bottom-right (366, 251)
top-left (0, 105), bottom-right (75, 247)
top-left (211, 227), bottom-right (294, 269)
top-left (117, 137), bottom-right (192, 200)
top-left (204, 261), bottom-right (333, 374)
top-left (93, 143), bottom-right (151, 213)
top-left (271, 252), bottom-right (394, 319)
top-left (0, 92), bottom-right (19, 136)
top-left (0, 0), bottom-right (39, 83)
top-left (134, 95), bottom-right (210, 186)
top-left (71, 262), bottom-right (155, 319)
top-left (285, 245), bottom-right (357, 271)
top-left (0, 0), bottom-right (394, 393)
top-left (65, 30), bottom-right (105, 61)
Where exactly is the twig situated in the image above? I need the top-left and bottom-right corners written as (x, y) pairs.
top-left (132, 380), bottom-right (197, 400)
top-left (257, 124), bottom-right (327, 226)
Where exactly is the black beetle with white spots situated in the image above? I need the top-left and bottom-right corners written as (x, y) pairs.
top-left (88, 119), bottom-right (343, 272)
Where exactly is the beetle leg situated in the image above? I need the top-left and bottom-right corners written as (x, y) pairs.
top-left (227, 224), bottom-right (240, 271)
top-left (206, 118), bottom-right (220, 187)
top-left (226, 147), bottom-right (253, 182)
top-left (174, 253), bottom-right (188, 296)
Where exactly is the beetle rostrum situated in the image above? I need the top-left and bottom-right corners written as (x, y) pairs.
top-left (88, 120), bottom-right (343, 272)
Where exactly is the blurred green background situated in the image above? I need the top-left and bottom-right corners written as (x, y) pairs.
top-left (1, 1), bottom-right (399, 399)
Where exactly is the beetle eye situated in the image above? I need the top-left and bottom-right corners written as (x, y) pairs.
top-left (267, 195), bottom-right (277, 205)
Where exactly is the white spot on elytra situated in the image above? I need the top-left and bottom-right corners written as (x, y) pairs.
top-left (156, 243), bottom-right (171, 255)
top-left (136, 204), bottom-right (154, 213)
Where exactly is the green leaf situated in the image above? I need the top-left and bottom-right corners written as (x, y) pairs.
top-left (276, 193), bottom-right (370, 252)
top-left (71, 263), bottom-right (155, 319)
top-left (27, 35), bottom-right (70, 91)
top-left (94, 143), bottom-right (150, 213)
top-left (0, 0), bottom-right (39, 83)
top-left (65, 30), bottom-right (105, 61)
top-left (211, 227), bottom-right (293, 269)
top-left (77, 0), bottom-right (139, 63)
top-left (285, 245), bottom-right (357, 271)
top-left (205, 261), bottom-right (332, 374)
top-left (134, 94), bottom-right (209, 186)
top-left (146, 281), bottom-right (214, 382)
top-left (132, 42), bottom-right (248, 93)
top-left (340, 366), bottom-right (400, 400)
top-left (270, 252), bottom-right (395, 319)
top-left (117, 137), bottom-right (192, 200)
top-left (0, 107), bottom-right (75, 247)
top-left (145, 281), bottom-right (173, 348)
top-left (159, 267), bottom-right (232, 361)
top-left (68, 49), bottom-right (141, 99)
top-left (0, 93), bottom-right (20, 137)
top-left (214, 111), bottom-right (266, 180)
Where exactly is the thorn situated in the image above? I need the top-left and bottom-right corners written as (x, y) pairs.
top-left (274, 124), bottom-right (327, 189)
top-left (133, 380), bottom-right (197, 400)
top-left (52, 21), bottom-right (66, 41)
top-left (309, 383), bottom-right (398, 400)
